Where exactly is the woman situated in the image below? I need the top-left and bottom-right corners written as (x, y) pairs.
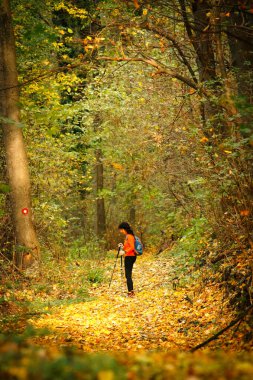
top-left (118, 222), bottom-right (136, 297)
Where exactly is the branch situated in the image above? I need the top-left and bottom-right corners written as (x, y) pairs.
top-left (143, 22), bottom-right (198, 83)
top-left (190, 305), bottom-right (253, 352)
top-left (0, 251), bottom-right (26, 277)
top-left (178, 0), bottom-right (194, 39)
top-left (97, 55), bottom-right (201, 91)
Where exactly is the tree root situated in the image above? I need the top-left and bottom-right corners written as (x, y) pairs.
top-left (190, 305), bottom-right (253, 352)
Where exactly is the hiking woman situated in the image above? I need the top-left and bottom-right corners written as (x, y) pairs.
top-left (118, 222), bottom-right (136, 297)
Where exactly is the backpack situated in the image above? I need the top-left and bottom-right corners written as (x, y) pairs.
top-left (134, 236), bottom-right (143, 256)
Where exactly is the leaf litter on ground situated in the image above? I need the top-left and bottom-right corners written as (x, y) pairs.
top-left (1, 252), bottom-right (253, 379)
top-left (28, 252), bottom-right (248, 352)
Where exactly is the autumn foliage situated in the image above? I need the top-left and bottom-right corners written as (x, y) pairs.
top-left (0, 0), bottom-right (253, 377)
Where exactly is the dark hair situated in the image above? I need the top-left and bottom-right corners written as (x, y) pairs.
top-left (118, 222), bottom-right (134, 236)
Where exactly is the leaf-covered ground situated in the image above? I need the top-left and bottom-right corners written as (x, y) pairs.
top-left (1, 253), bottom-right (253, 379)
top-left (29, 253), bottom-right (246, 352)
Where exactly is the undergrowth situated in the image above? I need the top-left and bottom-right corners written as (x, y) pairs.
top-left (1, 328), bottom-right (253, 380)
top-left (0, 245), bottom-right (109, 332)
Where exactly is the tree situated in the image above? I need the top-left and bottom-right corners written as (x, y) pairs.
top-left (226, 1), bottom-right (253, 101)
top-left (95, 148), bottom-right (106, 238)
top-left (0, 0), bottom-right (39, 268)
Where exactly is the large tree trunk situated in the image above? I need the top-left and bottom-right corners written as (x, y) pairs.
top-left (191, 0), bottom-right (216, 82)
top-left (95, 149), bottom-right (106, 238)
top-left (226, 2), bottom-right (253, 103)
top-left (0, 0), bottom-right (39, 268)
top-left (178, 0), bottom-right (221, 140)
top-left (210, 3), bottom-right (238, 127)
top-left (178, 0), bottom-right (216, 82)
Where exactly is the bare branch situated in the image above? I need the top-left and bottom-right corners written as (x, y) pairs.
top-left (178, 0), bottom-right (194, 39)
top-left (97, 55), bottom-right (201, 91)
top-left (190, 305), bottom-right (253, 352)
top-left (143, 22), bottom-right (198, 83)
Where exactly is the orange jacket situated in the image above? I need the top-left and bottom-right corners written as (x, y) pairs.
top-left (123, 234), bottom-right (136, 256)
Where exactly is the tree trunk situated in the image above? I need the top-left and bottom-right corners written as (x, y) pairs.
top-left (226, 2), bottom-right (253, 103)
top-left (179, 0), bottom-right (221, 140)
top-left (129, 206), bottom-right (136, 226)
top-left (95, 149), bottom-right (106, 238)
top-left (211, 3), bottom-right (238, 127)
top-left (191, 0), bottom-right (216, 82)
top-left (180, 0), bottom-right (241, 142)
top-left (179, 0), bottom-right (216, 82)
top-left (0, 0), bottom-right (39, 268)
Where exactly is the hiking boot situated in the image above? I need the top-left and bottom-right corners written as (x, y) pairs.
top-left (128, 291), bottom-right (135, 297)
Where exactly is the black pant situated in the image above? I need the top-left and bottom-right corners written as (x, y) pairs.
top-left (124, 256), bottom-right (136, 292)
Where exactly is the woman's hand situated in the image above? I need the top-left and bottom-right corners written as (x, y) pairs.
top-left (118, 243), bottom-right (125, 256)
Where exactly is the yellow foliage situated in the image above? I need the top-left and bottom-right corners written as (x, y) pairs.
top-left (112, 162), bottom-right (124, 170)
top-left (200, 136), bottom-right (209, 143)
top-left (97, 371), bottom-right (114, 380)
top-left (54, 1), bottom-right (87, 19)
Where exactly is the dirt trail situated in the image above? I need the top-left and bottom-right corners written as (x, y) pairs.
top-left (30, 253), bottom-right (231, 351)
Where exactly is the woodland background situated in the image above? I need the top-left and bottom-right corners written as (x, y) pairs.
top-left (0, 0), bottom-right (253, 378)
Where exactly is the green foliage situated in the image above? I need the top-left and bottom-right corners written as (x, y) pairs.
top-left (168, 217), bottom-right (211, 269)
top-left (0, 331), bottom-right (126, 380)
top-left (1, 331), bottom-right (253, 379)
top-left (17, 252), bottom-right (92, 314)
top-left (68, 239), bottom-right (106, 260)
top-left (87, 268), bottom-right (104, 284)
top-left (0, 183), bottom-right (10, 194)
top-left (235, 96), bottom-right (253, 137)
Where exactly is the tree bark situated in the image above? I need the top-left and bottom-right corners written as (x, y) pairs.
top-left (178, 0), bottom-right (229, 141)
top-left (226, 2), bottom-right (253, 103)
top-left (95, 148), bottom-right (106, 238)
top-left (0, 0), bottom-right (39, 268)
top-left (129, 206), bottom-right (136, 226)
top-left (191, 0), bottom-right (216, 82)
top-left (178, 0), bottom-right (219, 138)
top-left (178, 0), bottom-right (216, 82)
top-left (211, 3), bottom-right (238, 129)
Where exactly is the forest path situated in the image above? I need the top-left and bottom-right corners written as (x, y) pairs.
top-left (30, 253), bottom-right (231, 351)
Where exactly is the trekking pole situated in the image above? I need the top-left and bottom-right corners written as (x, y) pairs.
top-left (120, 255), bottom-right (124, 296)
top-left (109, 248), bottom-right (120, 288)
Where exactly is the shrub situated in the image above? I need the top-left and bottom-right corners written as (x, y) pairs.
top-left (87, 268), bottom-right (104, 284)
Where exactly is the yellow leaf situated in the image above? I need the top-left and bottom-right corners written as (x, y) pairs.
top-left (112, 162), bottom-right (123, 170)
top-left (200, 137), bottom-right (209, 143)
top-left (101, 329), bottom-right (111, 335)
top-left (143, 9), bottom-right (148, 15)
top-left (97, 370), bottom-right (114, 380)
